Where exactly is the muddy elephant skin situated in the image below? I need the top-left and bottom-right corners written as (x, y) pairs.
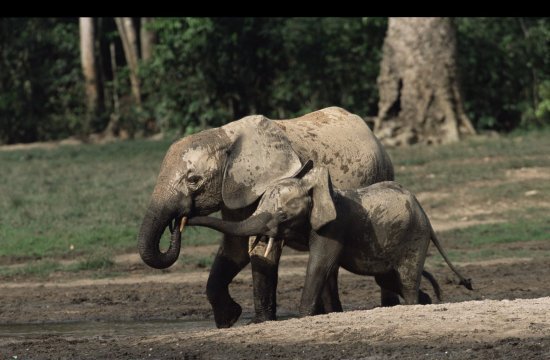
top-left (137, 107), bottom-right (394, 327)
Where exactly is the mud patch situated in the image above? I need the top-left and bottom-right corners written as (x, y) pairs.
top-left (1, 298), bottom-right (548, 359)
top-left (0, 254), bottom-right (548, 359)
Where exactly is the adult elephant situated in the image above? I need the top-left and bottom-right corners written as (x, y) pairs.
top-left (137, 107), bottom-right (394, 328)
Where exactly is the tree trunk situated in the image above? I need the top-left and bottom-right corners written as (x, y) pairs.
top-left (115, 17), bottom-right (142, 107)
top-left (140, 17), bottom-right (156, 61)
top-left (79, 17), bottom-right (100, 130)
top-left (101, 41), bottom-right (123, 140)
top-left (375, 17), bottom-right (476, 146)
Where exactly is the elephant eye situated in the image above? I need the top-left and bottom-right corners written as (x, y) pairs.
top-left (187, 174), bottom-right (202, 185)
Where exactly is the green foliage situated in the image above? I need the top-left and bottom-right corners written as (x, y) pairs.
top-left (535, 80), bottom-right (550, 120)
top-left (456, 17), bottom-right (549, 131)
top-left (1, 17), bottom-right (548, 143)
top-left (271, 17), bottom-right (387, 117)
top-left (140, 18), bottom-right (229, 131)
top-left (0, 18), bottom-right (85, 144)
top-left (142, 17), bottom-right (387, 133)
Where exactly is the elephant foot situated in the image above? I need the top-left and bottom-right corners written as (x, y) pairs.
top-left (247, 317), bottom-right (267, 325)
top-left (247, 312), bottom-right (276, 325)
top-left (418, 290), bottom-right (432, 305)
top-left (213, 300), bottom-right (242, 328)
top-left (380, 291), bottom-right (401, 307)
top-left (298, 304), bottom-right (318, 318)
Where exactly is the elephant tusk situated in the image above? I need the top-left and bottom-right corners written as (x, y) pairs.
top-left (249, 235), bottom-right (261, 254)
top-left (180, 217), bottom-right (187, 233)
top-left (264, 237), bottom-right (275, 258)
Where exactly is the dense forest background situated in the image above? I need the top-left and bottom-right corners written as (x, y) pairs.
top-left (0, 17), bottom-right (548, 145)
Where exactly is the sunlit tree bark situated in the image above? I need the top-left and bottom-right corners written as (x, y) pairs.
top-left (375, 17), bottom-right (476, 146)
top-left (79, 17), bottom-right (101, 128)
top-left (115, 17), bottom-right (142, 107)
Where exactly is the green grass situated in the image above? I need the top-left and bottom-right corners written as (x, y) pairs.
top-left (0, 138), bottom-right (221, 277)
top-left (424, 216), bottom-right (550, 264)
top-left (435, 242), bottom-right (550, 263)
top-left (66, 256), bottom-right (115, 271)
top-left (388, 131), bottom-right (550, 264)
top-left (0, 139), bottom-right (221, 265)
top-left (0, 261), bottom-right (63, 278)
top-left (0, 256), bottom-right (116, 278)
top-left (1, 130), bottom-right (548, 276)
top-left (389, 131), bottom-right (550, 193)
top-left (471, 179), bottom-right (550, 204)
top-left (443, 218), bottom-right (550, 247)
top-left (430, 247), bottom-right (549, 264)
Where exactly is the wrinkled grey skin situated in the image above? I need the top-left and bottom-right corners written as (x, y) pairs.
top-left (137, 107), bottom-right (394, 328)
top-left (189, 166), bottom-right (472, 316)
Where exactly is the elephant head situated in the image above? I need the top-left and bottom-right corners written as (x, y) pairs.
top-left (137, 116), bottom-right (303, 269)
top-left (253, 160), bottom-right (336, 231)
top-left (186, 161), bottom-right (338, 257)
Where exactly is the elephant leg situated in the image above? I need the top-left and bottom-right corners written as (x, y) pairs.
top-left (299, 233), bottom-right (343, 316)
top-left (206, 233), bottom-right (249, 328)
top-left (249, 239), bottom-right (283, 323)
top-left (397, 257), bottom-right (423, 305)
top-left (418, 290), bottom-right (432, 304)
top-left (375, 271), bottom-right (401, 307)
top-left (380, 288), bottom-right (401, 307)
top-left (319, 268), bottom-right (343, 314)
top-left (400, 284), bottom-right (419, 305)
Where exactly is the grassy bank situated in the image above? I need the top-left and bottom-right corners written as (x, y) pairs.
top-left (1, 130), bottom-right (548, 278)
top-left (0, 139), bottom-right (220, 274)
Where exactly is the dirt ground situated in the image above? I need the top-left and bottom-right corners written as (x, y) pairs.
top-left (1, 248), bottom-right (549, 359)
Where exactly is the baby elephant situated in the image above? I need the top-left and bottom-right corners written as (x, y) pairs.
top-left (189, 161), bottom-right (472, 316)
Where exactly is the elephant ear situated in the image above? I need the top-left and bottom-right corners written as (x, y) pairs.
top-left (222, 115), bottom-right (302, 210)
top-left (291, 159), bottom-right (313, 179)
top-left (302, 166), bottom-right (337, 231)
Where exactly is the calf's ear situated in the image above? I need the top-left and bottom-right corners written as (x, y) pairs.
top-left (301, 166), bottom-right (337, 231)
top-left (291, 159), bottom-right (314, 179)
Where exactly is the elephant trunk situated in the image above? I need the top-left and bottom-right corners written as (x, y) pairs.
top-left (187, 212), bottom-right (273, 237)
top-left (138, 205), bottom-right (186, 270)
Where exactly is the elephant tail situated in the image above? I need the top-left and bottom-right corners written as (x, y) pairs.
top-left (429, 226), bottom-right (473, 291)
top-left (422, 270), bottom-right (442, 301)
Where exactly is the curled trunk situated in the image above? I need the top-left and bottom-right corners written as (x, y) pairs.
top-left (137, 208), bottom-right (183, 269)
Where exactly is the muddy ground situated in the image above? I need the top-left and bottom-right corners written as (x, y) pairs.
top-left (1, 247), bottom-right (549, 359)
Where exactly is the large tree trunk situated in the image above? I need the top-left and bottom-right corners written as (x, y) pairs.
top-left (115, 17), bottom-right (142, 107)
top-left (79, 17), bottom-right (100, 130)
top-left (140, 17), bottom-right (156, 62)
top-left (374, 17), bottom-right (476, 146)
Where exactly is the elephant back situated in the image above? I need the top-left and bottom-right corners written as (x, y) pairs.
top-left (273, 107), bottom-right (394, 190)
